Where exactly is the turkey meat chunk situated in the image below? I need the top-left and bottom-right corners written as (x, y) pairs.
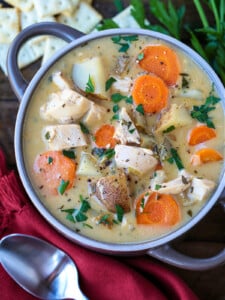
top-left (113, 108), bottom-right (140, 145)
top-left (115, 145), bottom-right (158, 176)
top-left (42, 124), bottom-right (87, 150)
top-left (40, 89), bottom-right (91, 124)
top-left (95, 171), bottom-right (131, 213)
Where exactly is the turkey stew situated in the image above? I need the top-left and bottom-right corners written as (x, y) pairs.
top-left (23, 34), bottom-right (224, 243)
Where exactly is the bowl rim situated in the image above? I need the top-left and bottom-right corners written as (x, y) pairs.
top-left (14, 27), bottom-right (225, 253)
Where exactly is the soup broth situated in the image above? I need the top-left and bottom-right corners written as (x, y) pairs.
top-left (23, 34), bottom-right (224, 243)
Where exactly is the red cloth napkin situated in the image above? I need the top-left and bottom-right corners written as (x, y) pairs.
top-left (0, 149), bottom-right (199, 300)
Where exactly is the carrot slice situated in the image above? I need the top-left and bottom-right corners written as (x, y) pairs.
top-left (132, 74), bottom-right (169, 114)
top-left (191, 148), bottom-right (223, 166)
top-left (94, 124), bottom-right (117, 148)
top-left (136, 191), bottom-right (180, 226)
top-left (138, 45), bottom-right (180, 86)
top-left (188, 125), bottom-right (216, 146)
top-left (34, 151), bottom-right (76, 195)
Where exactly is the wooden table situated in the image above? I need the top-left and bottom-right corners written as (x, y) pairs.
top-left (0, 1), bottom-right (224, 299)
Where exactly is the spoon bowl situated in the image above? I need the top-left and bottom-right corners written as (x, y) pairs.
top-left (0, 233), bottom-right (88, 300)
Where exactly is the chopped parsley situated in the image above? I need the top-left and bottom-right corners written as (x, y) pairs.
top-left (92, 147), bottom-right (115, 160)
top-left (180, 73), bottom-right (190, 89)
top-left (61, 195), bottom-right (91, 223)
top-left (105, 77), bottom-right (117, 91)
top-left (111, 93), bottom-right (127, 103)
top-left (47, 156), bottom-right (53, 164)
top-left (85, 75), bottom-right (95, 93)
top-left (163, 125), bottom-right (176, 133)
top-left (190, 94), bottom-right (220, 128)
top-left (136, 104), bottom-right (145, 115)
top-left (115, 204), bottom-right (124, 222)
top-left (80, 122), bottom-right (90, 134)
top-left (137, 52), bottom-right (144, 61)
top-left (58, 179), bottom-right (70, 195)
top-left (62, 149), bottom-right (76, 159)
top-left (155, 184), bottom-right (162, 190)
top-left (113, 104), bottom-right (120, 113)
top-left (111, 35), bottom-right (138, 52)
top-left (45, 131), bottom-right (50, 140)
top-left (170, 148), bottom-right (184, 170)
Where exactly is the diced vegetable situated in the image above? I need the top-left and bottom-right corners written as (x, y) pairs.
top-left (138, 45), bottom-right (180, 86)
top-left (155, 103), bottom-right (193, 134)
top-left (94, 124), bottom-right (117, 148)
top-left (77, 152), bottom-right (102, 177)
top-left (191, 148), bottom-right (223, 166)
top-left (188, 125), bottom-right (216, 145)
top-left (95, 171), bottom-right (131, 213)
top-left (132, 74), bottom-right (169, 114)
top-left (72, 56), bottom-right (109, 99)
top-left (33, 151), bottom-right (76, 195)
top-left (136, 191), bottom-right (180, 225)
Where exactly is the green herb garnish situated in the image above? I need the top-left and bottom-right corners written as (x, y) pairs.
top-left (61, 196), bottom-right (91, 223)
top-left (45, 131), bottom-right (50, 140)
top-left (125, 96), bottom-right (133, 104)
top-left (163, 125), bottom-right (176, 133)
top-left (92, 148), bottom-right (115, 160)
top-left (190, 94), bottom-right (220, 128)
top-left (85, 75), bottom-right (95, 93)
top-left (98, 214), bottom-right (112, 225)
top-left (155, 184), bottom-right (162, 190)
top-left (58, 179), bottom-right (69, 195)
top-left (137, 52), bottom-right (144, 61)
top-left (170, 148), bottom-right (184, 170)
top-left (115, 204), bottom-right (124, 222)
top-left (105, 77), bottom-right (117, 91)
top-left (62, 149), bottom-right (76, 159)
top-left (111, 93), bottom-right (127, 103)
top-left (111, 35), bottom-right (138, 52)
top-left (113, 104), bottom-right (120, 113)
top-left (80, 122), bottom-right (90, 134)
top-left (47, 156), bottom-right (53, 164)
top-left (136, 104), bottom-right (145, 115)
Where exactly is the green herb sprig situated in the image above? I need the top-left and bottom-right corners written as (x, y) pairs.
top-left (61, 195), bottom-right (91, 223)
top-left (190, 94), bottom-right (221, 128)
top-left (111, 35), bottom-right (139, 52)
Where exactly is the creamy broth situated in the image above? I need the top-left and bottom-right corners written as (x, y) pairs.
top-left (23, 35), bottom-right (224, 243)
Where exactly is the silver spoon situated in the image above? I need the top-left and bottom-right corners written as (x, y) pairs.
top-left (0, 233), bottom-right (88, 300)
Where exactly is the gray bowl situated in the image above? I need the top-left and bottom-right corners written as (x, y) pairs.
top-left (7, 22), bottom-right (225, 270)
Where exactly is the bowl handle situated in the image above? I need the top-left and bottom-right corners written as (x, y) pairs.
top-left (147, 243), bottom-right (225, 270)
top-left (7, 22), bottom-right (84, 101)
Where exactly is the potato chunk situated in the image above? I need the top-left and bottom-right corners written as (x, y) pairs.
top-left (72, 56), bottom-right (109, 99)
top-left (40, 89), bottom-right (91, 123)
top-left (42, 124), bottom-right (87, 150)
top-left (95, 171), bottom-right (131, 213)
top-left (155, 103), bottom-right (193, 134)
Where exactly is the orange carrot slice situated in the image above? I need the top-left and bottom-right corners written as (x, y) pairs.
top-left (138, 45), bottom-right (180, 86)
top-left (188, 125), bottom-right (216, 146)
top-left (94, 124), bottom-right (117, 148)
top-left (34, 151), bottom-right (76, 195)
top-left (136, 191), bottom-right (180, 226)
top-left (132, 74), bottom-right (169, 114)
top-left (191, 148), bottom-right (223, 166)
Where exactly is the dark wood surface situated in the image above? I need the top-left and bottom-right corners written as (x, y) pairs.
top-left (0, 1), bottom-right (224, 299)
